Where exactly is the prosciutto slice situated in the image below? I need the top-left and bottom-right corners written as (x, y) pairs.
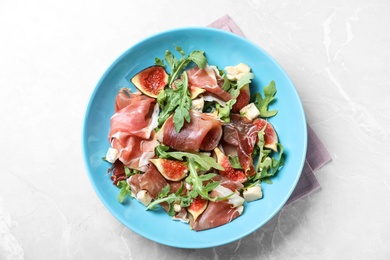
top-left (157, 110), bottom-right (223, 152)
top-left (108, 88), bottom-right (159, 171)
top-left (108, 160), bottom-right (127, 185)
top-left (223, 114), bottom-right (261, 176)
top-left (128, 164), bottom-right (168, 199)
top-left (109, 88), bottom-right (159, 140)
top-left (186, 65), bottom-right (232, 102)
top-left (190, 200), bottom-right (243, 231)
top-left (110, 132), bottom-right (157, 172)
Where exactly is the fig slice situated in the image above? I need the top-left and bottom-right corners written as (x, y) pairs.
top-left (131, 65), bottom-right (168, 98)
top-left (188, 197), bottom-right (208, 221)
top-left (214, 147), bottom-right (247, 183)
top-left (253, 118), bottom-right (279, 152)
top-left (231, 84), bottom-right (250, 113)
top-left (149, 158), bottom-right (188, 181)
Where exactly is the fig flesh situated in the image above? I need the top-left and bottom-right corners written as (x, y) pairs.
top-left (131, 65), bottom-right (168, 98)
top-left (149, 158), bottom-right (188, 181)
top-left (214, 147), bottom-right (247, 183)
top-left (188, 197), bottom-right (208, 221)
top-left (253, 118), bottom-right (278, 151)
top-left (231, 84), bottom-right (250, 113)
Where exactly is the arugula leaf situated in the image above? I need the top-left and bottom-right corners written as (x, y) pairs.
top-left (256, 143), bottom-right (285, 182)
top-left (117, 180), bottom-right (131, 204)
top-left (154, 57), bottom-right (166, 68)
top-left (188, 50), bottom-right (207, 69)
top-left (157, 88), bottom-right (181, 127)
top-left (237, 73), bottom-right (254, 90)
top-left (163, 47), bottom-right (207, 87)
top-left (253, 80), bottom-right (278, 118)
top-left (216, 99), bottom-right (236, 123)
top-left (155, 145), bottom-right (224, 171)
top-left (157, 72), bottom-right (192, 132)
top-left (221, 74), bottom-right (232, 92)
top-left (155, 46), bottom-right (207, 132)
top-left (228, 155), bottom-right (242, 169)
top-left (124, 166), bottom-right (140, 177)
top-left (172, 72), bottom-right (191, 132)
top-left (154, 147), bottom-right (226, 202)
top-left (251, 124), bottom-right (285, 184)
top-left (186, 158), bottom-right (219, 200)
top-left (146, 183), bottom-right (192, 216)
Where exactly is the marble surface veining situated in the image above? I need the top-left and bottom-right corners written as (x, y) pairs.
top-left (1, 0), bottom-right (390, 259)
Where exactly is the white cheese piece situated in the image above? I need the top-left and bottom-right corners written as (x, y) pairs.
top-left (191, 97), bottom-right (204, 112)
top-left (225, 63), bottom-right (251, 81)
top-left (136, 190), bottom-right (152, 206)
top-left (173, 204), bottom-right (182, 213)
top-left (185, 183), bottom-right (193, 191)
top-left (240, 103), bottom-right (260, 121)
top-left (243, 184), bottom-right (263, 202)
top-left (213, 185), bottom-right (245, 207)
top-left (105, 148), bottom-right (119, 163)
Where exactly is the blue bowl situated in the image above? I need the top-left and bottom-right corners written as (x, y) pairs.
top-left (82, 27), bottom-right (307, 248)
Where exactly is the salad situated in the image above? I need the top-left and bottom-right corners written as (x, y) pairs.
top-left (104, 46), bottom-right (284, 231)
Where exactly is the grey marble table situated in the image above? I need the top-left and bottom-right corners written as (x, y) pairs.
top-left (1, 0), bottom-right (389, 259)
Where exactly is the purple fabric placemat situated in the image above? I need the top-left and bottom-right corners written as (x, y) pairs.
top-left (208, 15), bottom-right (332, 205)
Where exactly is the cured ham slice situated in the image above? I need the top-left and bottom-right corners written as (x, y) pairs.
top-left (108, 160), bottom-right (127, 185)
top-left (157, 110), bottom-right (223, 152)
top-left (211, 174), bottom-right (244, 192)
top-left (109, 88), bottom-right (159, 140)
top-left (186, 65), bottom-right (233, 102)
top-left (190, 200), bottom-right (243, 231)
top-left (223, 114), bottom-right (260, 176)
top-left (108, 88), bottom-right (159, 171)
top-left (190, 185), bottom-right (244, 231)
top-left (110, 132), bottom-right (157, 172)
top-left (128, 164), bottom-right (168, 199)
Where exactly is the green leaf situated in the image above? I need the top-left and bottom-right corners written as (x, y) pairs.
top-left (188, 50), bottom-right (207, 69)
top-left (216, 99), bottom-right (236, 123)
top-left (117, 180), bottom-right (131, 204)
top-left (165, 151), bottom-right (224, 171)
top-left (145, 183), bottom-right (192, 216)
top-left (237, 73), bottom-right (254, 89)
top-left (228, 155), bottom-right (242, 169)
top-left (172, 72), bottom-right (191, 133)
top-left (156, 73), bottom-right (191, 132)
top-left (155, 46), bottom-right (209, 132)
top-left (203, 181), bottom-right (220, 192)
top-left (159, 184), bottom-right (171, 198)
top-left (198, 173), bottom-right (217, 181)
top-left (254, 80), bottom-right (278, 118)
top-left (175, 45), bottom-right (185, 56)
top-left (164, 50), bottom-right (177, 72)
top-left (154, 57), bottom-right (165, 68)
top-left (155, 144), bottom-right (223, 173)
top-left (251, 142), bottom-right (285, 183)
top-left (186, 159), bottom-right (212, 200)
top-left (124, 166), bottom-right (140, 177)
top-left (173, 107), bottom-right (187, 133)
top-left (221, 74), bottom-right (232, 91)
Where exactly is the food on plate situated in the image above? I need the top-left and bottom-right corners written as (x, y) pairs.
top-left (104, 46), bottom-right (285, 231)
top-left (131, 65), bottom-right (169, 98)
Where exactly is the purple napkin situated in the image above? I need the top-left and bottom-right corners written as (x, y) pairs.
top-left (208, 15), bottom-right (332, 205)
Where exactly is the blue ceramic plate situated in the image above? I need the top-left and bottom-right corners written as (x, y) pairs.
top-left (82, 27), bottom-right (307, 248)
